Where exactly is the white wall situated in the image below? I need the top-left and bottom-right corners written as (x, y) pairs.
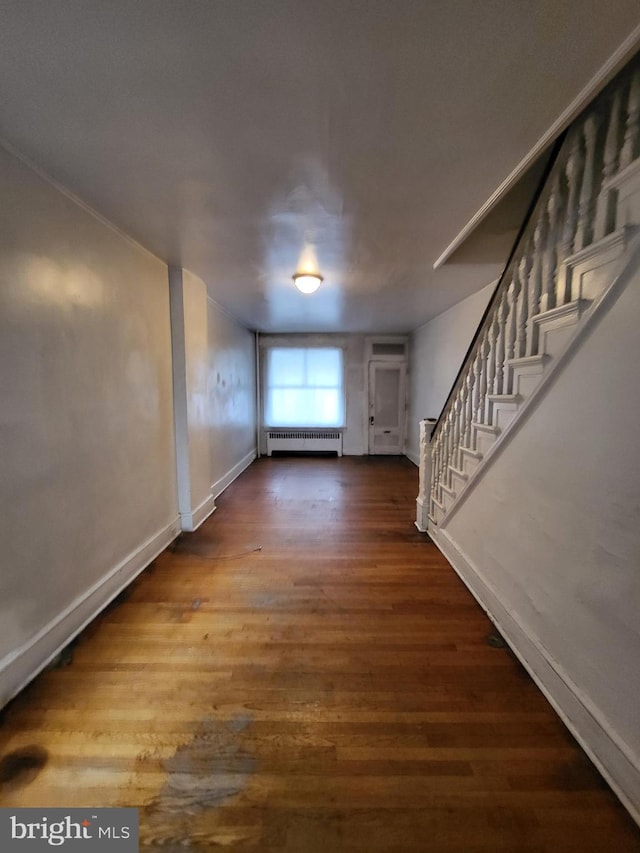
top-left (207, 294), bottom-right (257, 497)
top-left (0, 144), bottom-right (179, 707)
top-left (407, 283), bottom-right (494, 464)
top-left (258, 334), bottom-right (367, 455)
top-left (171, 266), bottom-right (256, 530)
top-left (170, 268), bottom-right (215, 530)
top-left (438, 260), bottom-right (640, 818)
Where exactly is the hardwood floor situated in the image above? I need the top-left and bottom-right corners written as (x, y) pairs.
top-left (1, 457), bottom-right (638, 851)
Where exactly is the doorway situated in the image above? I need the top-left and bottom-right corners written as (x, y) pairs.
top-left (367, 361), bottom-right (406, 454)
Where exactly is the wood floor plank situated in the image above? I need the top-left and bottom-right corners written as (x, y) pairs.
top-left (0, 457), bottom-right (638, 851)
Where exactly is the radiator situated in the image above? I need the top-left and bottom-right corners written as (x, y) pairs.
top-left (266, 429), bottom-right (343, 456)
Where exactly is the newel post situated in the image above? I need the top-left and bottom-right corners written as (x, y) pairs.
top-left (415, 418), bottom-right (437, 533)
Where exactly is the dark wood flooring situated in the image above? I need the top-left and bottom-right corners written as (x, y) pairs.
top-left (1, 457), bottom-right (638, 851)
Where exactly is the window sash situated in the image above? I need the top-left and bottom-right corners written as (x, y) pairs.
top-left (264, 347), bottom-right (345, 428)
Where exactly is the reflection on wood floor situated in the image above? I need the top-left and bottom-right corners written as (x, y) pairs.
top-left (1, 457), bottom-right (638, 851)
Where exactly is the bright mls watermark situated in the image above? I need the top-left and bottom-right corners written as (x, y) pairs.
top-left (0, 809), bottom-right (138, 850)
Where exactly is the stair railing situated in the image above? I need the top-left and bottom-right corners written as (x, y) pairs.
top-left (428, 54), bottom-right (640, 524)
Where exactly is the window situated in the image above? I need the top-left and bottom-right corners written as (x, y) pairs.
top-left (264, 347), bottom-right (345, 427)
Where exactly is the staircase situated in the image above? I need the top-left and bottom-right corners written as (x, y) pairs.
top-left (418, 54), bottom-right (640, 532)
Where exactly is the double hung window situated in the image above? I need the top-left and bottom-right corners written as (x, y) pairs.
top-left (264, 347), bottom-right (345, 428)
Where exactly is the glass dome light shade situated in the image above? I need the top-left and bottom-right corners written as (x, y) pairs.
top-left (293, 272), bottom-right (323, 294)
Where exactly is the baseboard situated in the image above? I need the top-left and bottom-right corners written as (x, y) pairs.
top-left (211, 448), bottom-right (256, 499)
top-left (405, 447), bottom-right (420, 467)
top-left (0, 517), bottom-right (181, 710)
top-left (181, 450), bottom-right (257, 533)
top-left (429, 524), bottom-right (640, 826)
top-left (180, 492), bottom-right (216, 532)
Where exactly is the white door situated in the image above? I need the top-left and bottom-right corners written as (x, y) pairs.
top-left (368, 362), bottom-right (406, 454)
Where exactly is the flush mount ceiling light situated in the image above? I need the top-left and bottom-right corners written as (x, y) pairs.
top-left (292, 272), bottom-right (323, 294)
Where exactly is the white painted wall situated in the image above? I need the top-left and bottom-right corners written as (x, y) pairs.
top-left (171, 269), bottom-right (257, 529)
top-left (207, 295), bottom-right (257, 496)
top-left (406, 282), bottom-right (494, 464)
top-left (170, 269), bottom-right (215, 530)
top-left (258, 334), bottom-right (367, 455)
top-left (0, 144), bottom-right (179, 706)
top-left (439, 262), bottom-right (640, 816)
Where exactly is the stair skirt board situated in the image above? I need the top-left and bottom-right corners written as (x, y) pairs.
top-left (266, 430), bottom-right (343, 456)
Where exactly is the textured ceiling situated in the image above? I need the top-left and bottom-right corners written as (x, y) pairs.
top-left (1, 1), bottom-right (639, 332)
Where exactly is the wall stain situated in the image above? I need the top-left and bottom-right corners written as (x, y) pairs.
top-left (0, 745), bottom-right (48, 793)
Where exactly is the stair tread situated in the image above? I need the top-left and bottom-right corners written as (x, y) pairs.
top-left (472, 421), bottom-right (500, 434)
top-left (487, 393), bottom-right (521, 403)
top-left (449, 464), bottom-right (468, 480)
top-left (508, 353), bottom-right (548, 367)
top-left (460, 445), bottom-right (482, 459)
top-left (440, 482), bottom-right (457, 498)
top-left (531, 299), bottom-right (584, 325)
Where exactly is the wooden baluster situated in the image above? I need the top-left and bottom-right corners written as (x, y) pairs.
top-left (506, 270), bottom-right (521, 365)
top-left (464, 367), bottom-right (475, 447)
top-left (558, 120), bottom-right (585, 306)
top-left (553, 167), bottom-right (567, 306)
top-left (435, 431), bottom-right (444, 505)
top-left (459, 384), bottom-right (467, 459)
top-left (603, 88), bottom-right (623, 182)
top-left (430, 436), bottom-right (440, 511)
top-left (428, 437), bottom-right (437, 514)
top-left (457, 381), bottom-right (468, 467)
top-left (472, 348), bottom-right (483, 436)
top-left (436, 423), bottom-right (445, 495)
top-left (561, 129), bottom-right (585, 267)
top-left (441, 414), bottom-right (450, 491)
top-left (575, 113), bottom-right (601, 251)
top-left (527, 212), bottom-right (547, 354)
top-left (486, 309), bottom-right (498, 416)
top-left (541, 173), bottom-right (561, 312)
top-left (491, 306), bottom-right (503, 422)
top-left (450, 402), bottom-right (459, 474)
top-left (595, 88), bottom-right (624, 239)
top-left (435, 435), bottom-right (443, 503)
top-left (442, 410), bottom-right (452, 487)
top-left (477, 332), bottom-right (490, 424)
top-left (619, 65), bottom-right (640, 170)
top-left (517, 251), bottom-right (532, 356)
top-left (451, 398), bottom-right (461, 476)
top-left (494, 288), bottom-right (508, 394)
top-left (444, 406), bottom-right (453, 484)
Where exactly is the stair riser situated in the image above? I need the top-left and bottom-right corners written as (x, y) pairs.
top-left (450, 471), bottom-right (467, 492)
top-left (475, 430), bottom-right (497, 456)
top-left (538, 322), bottom-right (577, 359)
top-left (430, 502), bottom-right (445, 526)
top-left (512, 369), bottom-right (544, 400)
top-left (441, 489), bottom-right (456, 512)
top-left (491, 405), bottom-right (518, 432)
top-left (461, 454), bottom-right (481, 477)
